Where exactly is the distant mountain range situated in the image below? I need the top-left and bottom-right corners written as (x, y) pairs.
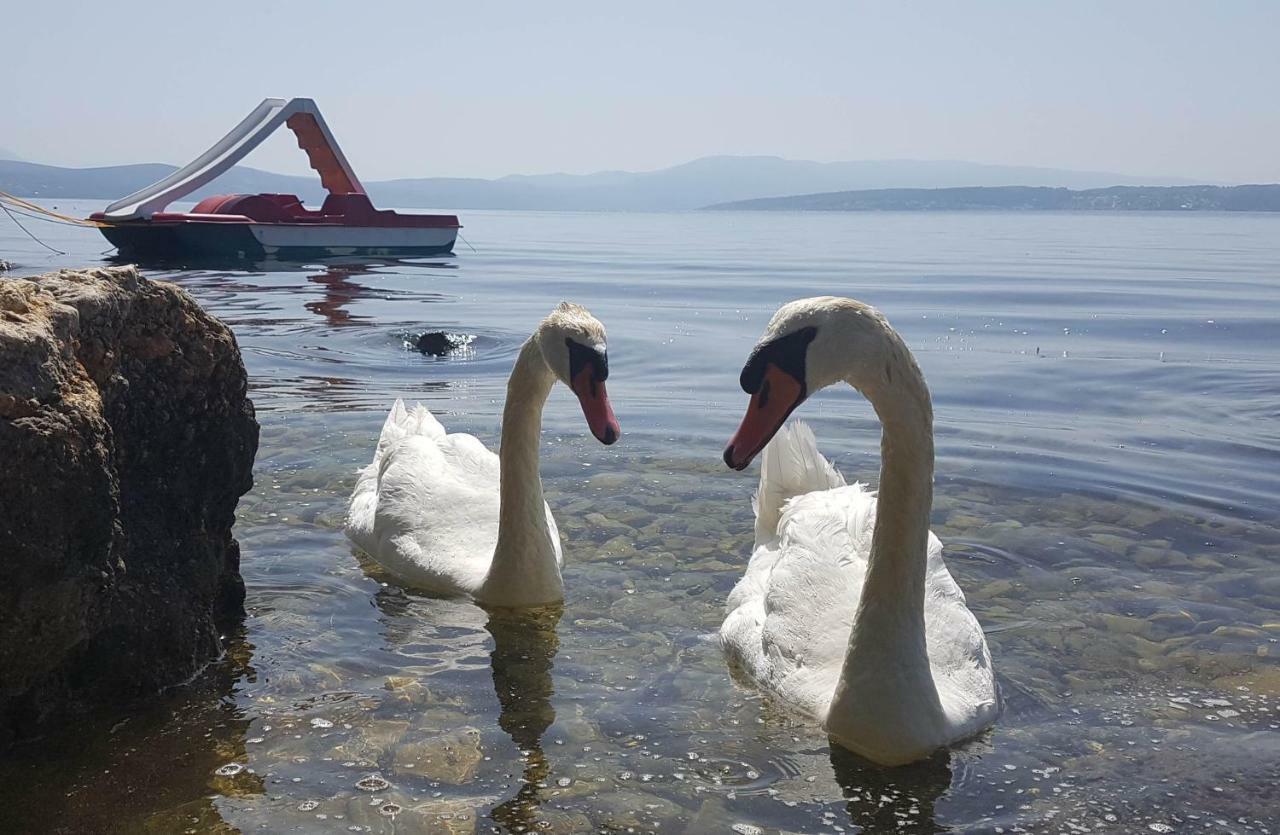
top-left (706, 184), bottom-right (1280, 212)
top-left (0, 155), bottom-right (1206, 212)
top-left (0, 160), bottom-right (330, 206)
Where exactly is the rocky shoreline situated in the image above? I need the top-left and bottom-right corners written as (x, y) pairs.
top-left (0, 266), bottom-right (258, 744)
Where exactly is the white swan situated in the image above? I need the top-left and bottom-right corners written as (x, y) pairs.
top-left (720, 296), bottom-right (999, 766)
top-left (344, 302), bottom-right (619, 607)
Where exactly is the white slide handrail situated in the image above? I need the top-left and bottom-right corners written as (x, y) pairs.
top-left (103, 98), bottom-right (364, 220)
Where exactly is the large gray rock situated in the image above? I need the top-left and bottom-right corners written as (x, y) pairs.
top-left (0, 266), bottom-right (258, 743)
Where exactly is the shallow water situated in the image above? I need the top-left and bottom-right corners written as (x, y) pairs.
top-left (2, 205), bottom-right (1278, 833)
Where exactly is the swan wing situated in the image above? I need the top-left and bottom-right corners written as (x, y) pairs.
top-left (922, 535), bottom-right (1001, 732)
top-left (346, 399), bottom-right (420, 552)
top-left (345, 402), bottom-right (500, 593)
top-left (377, 398), bottom-right (445, 451)
top-left (723, 481), bottom-right (877, 718)
top-left (726, 482), bottom-right (997, 735)
top-left (545, 504), bottom-right (565, 569)
top-left (752, 421), bottom-right (846, 547)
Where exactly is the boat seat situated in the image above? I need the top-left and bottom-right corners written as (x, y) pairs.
top-left (192, 193), bottom-right (308, 223)
top-left (319, 193), bottom-right (380, 222)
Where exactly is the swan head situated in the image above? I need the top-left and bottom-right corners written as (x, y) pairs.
top-left (536, 301), bottom-right (620, 445)
top-left (724, 296), bottom-right (899, 470)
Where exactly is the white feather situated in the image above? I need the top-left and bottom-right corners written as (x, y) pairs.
top-left (345, 399), bottom-right (560, 597)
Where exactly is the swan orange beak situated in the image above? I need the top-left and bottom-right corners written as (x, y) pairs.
top-left (724, 365), bottom-right (806, 470)
top-left (571, 365), bottom-right (620, 445)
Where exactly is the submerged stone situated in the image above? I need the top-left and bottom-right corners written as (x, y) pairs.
top-left (331, 719), bottom-right (412, 764)
top-left (345, 794), bottom-right (476, 835)
top-left (390, 726), bottom-right (484, 783)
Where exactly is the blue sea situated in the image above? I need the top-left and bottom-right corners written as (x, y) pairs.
top-left (2, 204), bottom-right (1278, 833)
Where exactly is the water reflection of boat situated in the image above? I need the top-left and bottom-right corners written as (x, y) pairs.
top-left (91, 98), bottom-right (460, 261)
top-left (305, 265), bottom-right (374, 326)
top-left (109, 251), bottom-right (457, 275)
top-left (118, 254), bottom-right (454, 330)
top-left (298, 259), bottom-right (456, 327)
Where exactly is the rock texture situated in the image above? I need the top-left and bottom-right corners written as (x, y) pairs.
top-left (0, 266), bottom-right (258, 744)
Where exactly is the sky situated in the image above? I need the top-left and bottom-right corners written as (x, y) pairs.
top-left (3, 1), bottom-right (1278, 183)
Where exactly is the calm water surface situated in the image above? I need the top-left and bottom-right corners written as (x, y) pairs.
top-left (2, 206), bottom-right (1278, 833)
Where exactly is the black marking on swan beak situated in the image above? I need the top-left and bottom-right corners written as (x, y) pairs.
top-left (739, 326), bottom-right (817, 394)
top-left (567, 337), bottom-right (608, 382)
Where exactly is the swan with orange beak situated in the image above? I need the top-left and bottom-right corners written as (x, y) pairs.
top-left (345, 302), bottom-right (621, 607)
top-left (720, 297), bottom-right (999, 766)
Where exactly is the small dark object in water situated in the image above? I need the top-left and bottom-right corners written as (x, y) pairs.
top-left (0, 259), bottom-right (14, 273)
top-left (411, 330), bottom-right (476, 358)
top-left (416, 331), bottom-right (460, 356)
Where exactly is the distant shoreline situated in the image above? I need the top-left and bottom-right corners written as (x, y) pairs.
top-left (0, 156), bottom-right (1225, 213)
top-left (703, 184), bottom-right (1280, 212)
top-left (7, 155), bottom-right (1276, 213)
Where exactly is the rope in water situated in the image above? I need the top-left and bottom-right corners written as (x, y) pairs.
top-left (0, 191), bottom-right (113, 256)
top-left (0, 190), bottom-right (107, 226)
top-left (0, 203), bottom-right (68, 254)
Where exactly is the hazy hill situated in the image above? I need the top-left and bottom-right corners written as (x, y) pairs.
top-left (378, 156), bottom-right (1196, 210)
top-left (0, 155), bottom-right (1201, 212)
top-left (0, 147), bottom-right (22, 162)
top-left (0, 160), bottom-right (326, 204)
top-left (705, 184), bottom-right (1280, 212)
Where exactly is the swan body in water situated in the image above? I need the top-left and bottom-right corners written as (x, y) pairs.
top-left (720, 296), bottom-right (999, 766)
top-left (345, 302), bottom-right (619, 607)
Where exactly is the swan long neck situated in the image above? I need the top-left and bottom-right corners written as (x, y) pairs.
top-left (826, 336), bottom-right (949, 747)
top-left (487, 337), bottom-right (562, 600)
top-left (844, 340), bottom-right (935, 669)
